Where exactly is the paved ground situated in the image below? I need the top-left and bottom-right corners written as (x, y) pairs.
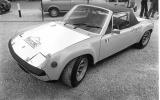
top-left (0, 0), bottom-right (159, 100)
top-left (0, 19), bottom-right (158, 100)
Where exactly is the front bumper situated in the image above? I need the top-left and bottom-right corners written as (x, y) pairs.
top-left (8, 39), bottom-right (50, 81)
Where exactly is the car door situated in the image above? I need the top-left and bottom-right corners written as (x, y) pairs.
top-left (99, 13), bottom-right (137, 60)
top-left (71, 0), bottom-right (87, 8)
top-left (54, 0), bottom-right (71, 11)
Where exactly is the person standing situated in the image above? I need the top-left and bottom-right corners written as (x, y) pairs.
top-left (127, 0), bottom-right (137, 12)
top-left (140, 0), bottom-right (149, 19)
top-left (128, 0), bottom-right (135, 8)
top-left (148, 0), bottom-right (158, 18)
top-left (125, 0), bottom-right (129, 7)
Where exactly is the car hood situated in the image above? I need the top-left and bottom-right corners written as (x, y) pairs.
top-left (12, 22), bottom-right (90, 60)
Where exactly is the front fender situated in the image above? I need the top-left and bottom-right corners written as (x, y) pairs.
top-left (61, 47), bottom-right (96, 67)
top-left (43, 36), bottom-right (101, 80)
top-left (57, 44), bottom-right (97, 78)
top-left (45, 43), bottom-right (97, 80)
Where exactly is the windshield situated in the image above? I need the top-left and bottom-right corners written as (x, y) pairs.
top-left (64, 5), bottom-right (109, 34)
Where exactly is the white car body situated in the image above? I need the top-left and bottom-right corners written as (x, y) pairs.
top-left (9, 4), bottom-right (154, 83)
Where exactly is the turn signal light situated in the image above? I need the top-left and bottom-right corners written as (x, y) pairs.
top-left (51, 61), bottom-right (57, 68)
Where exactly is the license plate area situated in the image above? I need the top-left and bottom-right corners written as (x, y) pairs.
top-left (24, 36), bottom-right (41, 49)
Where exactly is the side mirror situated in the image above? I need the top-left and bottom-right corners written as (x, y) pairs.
top-left (111, 29), bottom-right (120, 34)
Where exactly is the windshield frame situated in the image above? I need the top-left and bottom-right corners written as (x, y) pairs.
top-left (63, 4), bottom-right (113, 35)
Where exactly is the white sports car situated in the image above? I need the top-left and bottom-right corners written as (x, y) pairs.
top-left (9, 4), bottom-right (154, 87)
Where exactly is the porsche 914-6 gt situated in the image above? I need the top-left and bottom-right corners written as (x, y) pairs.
top-left (9, 4), bottom-right (154, 87)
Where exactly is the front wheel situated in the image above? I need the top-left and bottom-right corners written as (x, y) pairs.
top-left (61, 56), bottom-right (89, 87)
top-left (134, 31), bottom-right (151, 49)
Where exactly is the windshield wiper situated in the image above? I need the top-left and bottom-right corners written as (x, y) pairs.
top-left (86, 25), bottom-right (102, 29)
top-left (64, 22), bottom-right (70, 26)
top-left (73, 23), bottom-right (102, 29)
top-left (73, 23), bottom-right (88, 29)
top-left (73, 23), bottom-right (88, 26)
top-left (64, 22), bottom-right (76, 29)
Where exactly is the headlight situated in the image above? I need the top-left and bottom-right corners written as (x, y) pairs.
top-left (11, 34), bottom-right (23, 45)
top-left (11, 35), bottom-right (20, 45)
top-left (28, 53), bottom-right (46, 69)
top-left (51, 61), bottom-right (57, 68)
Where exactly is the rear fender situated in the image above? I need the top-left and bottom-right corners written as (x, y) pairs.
top-left (137, 21), bottom-right (154, 42)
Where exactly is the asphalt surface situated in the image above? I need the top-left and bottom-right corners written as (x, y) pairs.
top-left (0, 20), bottom-right (158, 100)
top-left (0, 1), bottom-right (159, 100)
top-left (0, 1), bottom-right (42, 21)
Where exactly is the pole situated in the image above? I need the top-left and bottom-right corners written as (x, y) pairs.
top-left (41, 0), bottom-right (44, 21)
top-left (17, 3), bottom-right (22, 18)
top-left (87, 0), bottom-right (89, 4)
top-left (116, 0), bottom-right (119, 5)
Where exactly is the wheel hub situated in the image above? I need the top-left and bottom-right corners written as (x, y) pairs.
top-left (76, 58), bottom-right (88, 81)
top-left (142, 31), bottom-right (150, 46)
top-left (51, 10), bottom-right (57, 16)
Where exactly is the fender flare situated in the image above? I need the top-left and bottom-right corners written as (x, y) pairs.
top-left (138, 22), bottom-right (153, 42)
top-left (57, 48), bottom-right (97, 79)
top-left (47, 5), bottom-right (60, 12)
top-left (139, 28), bottom-right (153, 42)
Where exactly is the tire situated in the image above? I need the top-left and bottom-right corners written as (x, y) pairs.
top-left (49, 8), bottom-right (59, 17)
top-left (0, 6), bottom-right (2, 14)
top-left (61, 56), bottom-right (89, 87)
top-left (0, 2), bottom-right (5, 12)
top-left (133, 6), bottom-right (137, 12)
top-left (0, 10), bottom-right (2, 15)
top-left (134, 30), bottom-right (151, 49)
top-left (5, 2), bottom-right (11, 12)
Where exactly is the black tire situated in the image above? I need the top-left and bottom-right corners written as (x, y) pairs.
top-left (61, 56), bottom-right (89, 87)
top-left (5, 1), bottom-right (11, 12)
top-left (0, 6), bottom-right (2, 14)
top-left (133, 6), bottom-right (137, 12)
top-left (0, 10), bottom-right (2, 15)
top-left (0, 2), bottom-right (5, 12)
top-left (49, 7), bottom-right (59, 17)
top-left (134, 30), bottom-right (151, 49)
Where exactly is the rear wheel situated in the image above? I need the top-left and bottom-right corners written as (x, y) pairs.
top-left (0, 2), bottom-right (5, 14)
top-left (61, 56), bottom-right (89, 87)
top-left (134, 31), bottom-right (151, 49)
top-left (49, 8), bottom-right (59, 17)
top-left (5, 2), bottom-right (11, 12)
top-left (0, 8), bottom-right (2, 15)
